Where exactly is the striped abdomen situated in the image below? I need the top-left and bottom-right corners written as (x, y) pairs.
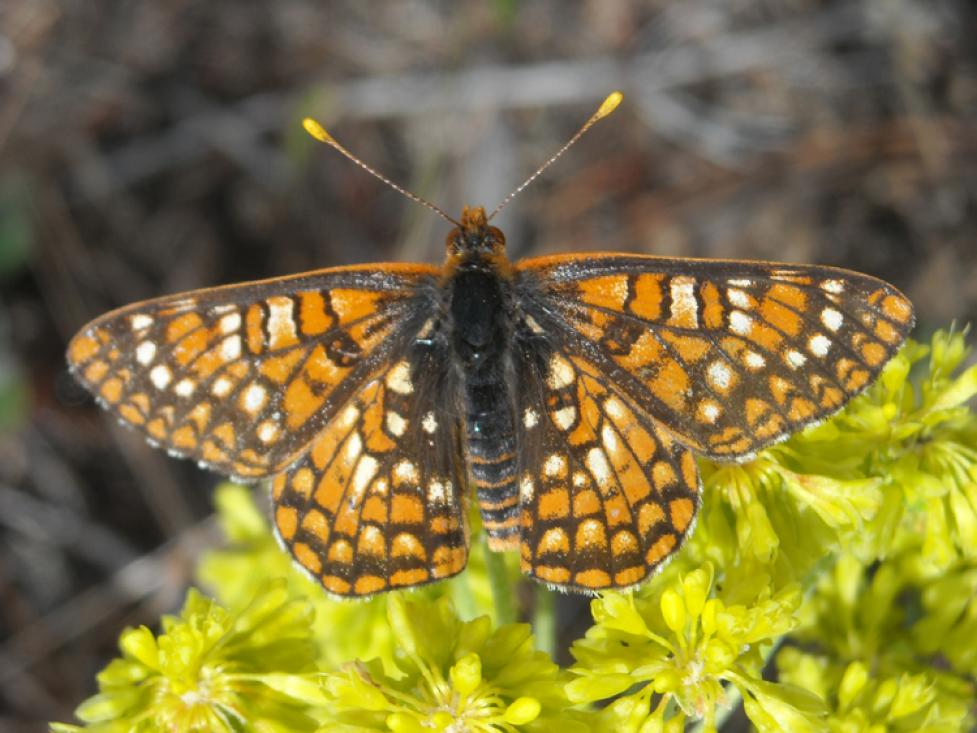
top-left (465, 377), bottom-right (519, 547)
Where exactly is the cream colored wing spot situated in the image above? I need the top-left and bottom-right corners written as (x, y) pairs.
top-left (668, 276), bottom-right (699, 328)
top-left (385, 360), bottom-right (414, 395)
top-left (130, 314), bottom-right (154, 331)
top-left (729, 310), bottom-right (753, 336)
top-left (221, 335), bottom-right (242, 361)
top-left (212, 375), bottom-right (233, 397)
top-left (821, 279), bottom-right (845, 294)
top-left (386, 411), bottom-right (407, 437)
top-left (240, 382), bottom-right (268, 415)
top-left (135, 341), bottom-right (157, 365)
top-left (149, 364), bottom-right (172, 390)
top-left (821, 307), bottom-right (843, 331)
top-left (547, 354), bottom-right (575, 389)
top-left (808, 334), bottom-right (832, 357)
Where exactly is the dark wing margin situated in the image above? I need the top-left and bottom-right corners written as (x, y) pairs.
top-left (66, 263), bottom-right (440, 480)
top-left (515, 253), bottom-right (914, 460)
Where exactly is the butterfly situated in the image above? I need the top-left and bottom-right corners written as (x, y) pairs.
top-left (67, 92), bottom-right (914, 597)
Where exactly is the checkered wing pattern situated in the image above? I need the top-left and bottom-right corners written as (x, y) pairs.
top-left (271, 349), bottom-right (468, 597)
top-left (66, 264), bottom-right (439, 480)
top-left (514, 342), bottom-right (699, 592)
top-left (517, 254), bottom-right (914, 460)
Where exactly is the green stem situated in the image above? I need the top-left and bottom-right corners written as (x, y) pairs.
top-left (532, 586), bottom-right (557, 656)
top-left (482, 535), bottom-right (517, 625)
top-left (450, 571), bottom-right (479, 621)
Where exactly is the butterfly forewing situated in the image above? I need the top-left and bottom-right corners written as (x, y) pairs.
top-left (516, 254), bottom-right (914, 460)
top-left (271, 347), bottom-right (468, 597)
top-left (67, 264), bottom-right (439, 479)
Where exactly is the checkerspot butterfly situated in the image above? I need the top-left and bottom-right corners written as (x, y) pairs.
top-left (67, 93), bottom-right (914, 596)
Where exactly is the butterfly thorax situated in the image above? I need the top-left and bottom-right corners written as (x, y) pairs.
top-left (443, 205), bottom-right (520, 549)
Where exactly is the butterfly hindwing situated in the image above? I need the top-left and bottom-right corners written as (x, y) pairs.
top-left (271, 343), bottom-right (469, 597)
top-left (516, 254), bottom-right (914, 460)
top-left (67, 264), bottom-right (440, 480)
top-left (513, 331), bottom-right (699, 592)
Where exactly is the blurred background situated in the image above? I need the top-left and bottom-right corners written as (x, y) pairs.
top-left (1, 1), bottom-right (975, 729)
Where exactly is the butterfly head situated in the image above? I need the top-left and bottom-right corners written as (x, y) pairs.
top-left (445, 205), bottom-right (507, 263)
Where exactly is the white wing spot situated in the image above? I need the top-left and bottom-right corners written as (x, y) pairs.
top-left (601, 424), bottom-right (618, 454)
top-left (130, 314), bottom-right (153, 331)
top-left (174, 378), bottom-right (196, 397)
top-left (604, 396), bottom-right (626, 420)
top-left (386, 361), bottom-right (414, 395)
top-left (352, 455), bottom-right (380, 498)
top-left (212, 376), bottom-right (233, 397)
top-left (572, 471), bottom-right (588, 488)
top-left (727, 288), bottom-right (752, 309)
top-left (809, 334), bottom-right (832, 357)
top-left (520, 475), bottom-right (535, 500)
top-left (340, 405), bottom-right (360, 428)
top-left (221, 335), bottom-right (242, 361)
top-left (344, 432), bottom-right (363, 465)
top-left (821, 280), bottom-right (845, 294)
top-left (135, 341), bottom-right (156, 365)
top-left (585, 447), bottom-right (612, 489)
top-left (730, 310), bottom-right (753, 336)
top-left (707, 361), bottom-right (732, 390)
top-left (821, 308), bottom-right (843, 332)
top-left (422, 411), bottom-right (438, 434)
top-left (386, 411), bottom-right (407, 437)
top-left (266, 297), bottom-right (298, 350)
top-left (728, 278), bottom-right (753, 287)
top-left (393, 459), bottom-right (419, 486)
top-left (544, 453), bottom-right (567, 478)
top-left (669, 276), bottom-right (699, 327)
top-left (699, 401), bottom-right (722, 424)
top-left (552, 405), bottom-right (577, 431)
top-left (547, 354), bottom-right (575, 390)
top-left (786, 349), bottom-right (807, 369)
top-left (149, 365), bottom-right (172, 390)
top-left (428, 478), bottom-right (447, 504)
top-left (257, 420), bottom-right (280, 443)
top-left (744, 351), bottom-right (766, 369)
top-left (523, 408), bottom-right (539, 429)
top-left (219, 312), bottom-right (241, 335)
top-left (241, 382), bottom-right (267, 414)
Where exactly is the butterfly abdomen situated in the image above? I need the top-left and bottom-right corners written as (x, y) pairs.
top-left (449, 263), bottom-right (520, 548)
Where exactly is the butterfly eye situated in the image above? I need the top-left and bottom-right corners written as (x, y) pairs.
top-left (445, 228), bottom-right (464, 256)
top-left (487, 226), bottom-right (506, 252)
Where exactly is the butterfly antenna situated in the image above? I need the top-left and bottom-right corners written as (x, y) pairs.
top-left (302, 117), bottom-right (461, 227)
top-left (486, 91), bottom-right (623, 222)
